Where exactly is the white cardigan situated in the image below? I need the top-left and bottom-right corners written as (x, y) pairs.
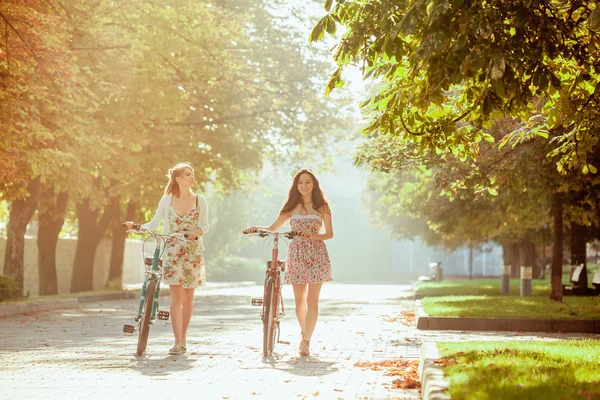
top-left (142, 194), bottom-right (209, 250)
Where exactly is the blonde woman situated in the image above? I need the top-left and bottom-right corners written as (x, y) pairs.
top-left (126, 162), bottom-right (209, 355)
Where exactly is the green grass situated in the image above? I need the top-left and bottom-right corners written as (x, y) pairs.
top-left (0, 289), bottom-right (131, 305)
top-left (438, 340), bottom-right (600, 400)
top-left (415, 264), bottom-right (599, 297)
top-left (415, 279), bottom-right (551, 297)
top-left (422, 295), bottom-right (600, 319)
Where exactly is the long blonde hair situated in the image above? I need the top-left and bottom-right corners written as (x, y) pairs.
top-left (164, 162), bottom-right (194, 197)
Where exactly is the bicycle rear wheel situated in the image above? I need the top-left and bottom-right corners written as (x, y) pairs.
top-left (262, 276), bottom-right (276, 357)
top-left (136, 279), bottom-right (156, 356)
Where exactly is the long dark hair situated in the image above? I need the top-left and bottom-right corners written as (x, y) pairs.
top-left (279, 168), bottom-right (331, 216)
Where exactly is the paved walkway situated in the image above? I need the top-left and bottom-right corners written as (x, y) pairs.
top-left (0, 284), bottom-right (421, 400)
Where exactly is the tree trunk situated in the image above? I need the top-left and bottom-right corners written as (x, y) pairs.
top-left (550, 195), bottom-right (563, 301)
top-left (70, 198), bottom-right (113, 293)
top-left (501, 242), bottom-right (511, 267)
top-left (570, 222), bottom-right (588, 287)
top-left (520, 241), bottom-right (539, 279)
top-left (106, 200), bottom-right (137, 289)
top-left (3, 177), bottom-right (41, 295)
top-left (37, 186), bottom-right (68, 296)
top-left (510, 242), bottom-right (521, 277)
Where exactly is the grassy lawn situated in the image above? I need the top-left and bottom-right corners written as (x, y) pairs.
top-left (422, 295), bottom-right (600, 319)
top-left (439, 340), bottom-right (600, 400)
top-left (415, 279), bottom-right (551, 297)
top-left (415, 264), bottom-right (599, 298)
top-left (0, 289), bottom-right (132, 305)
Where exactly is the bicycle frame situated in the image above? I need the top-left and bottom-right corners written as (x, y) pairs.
top-left (136, 243), bottom-right (162, 321)
top-left (261, 233), bottom-right (284, 326)
top-left (123, 224), bottom-right (195, 355)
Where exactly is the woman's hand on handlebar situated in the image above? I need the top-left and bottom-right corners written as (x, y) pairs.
top-left (123, 221), bottom-right (144, 231)
top-left (242, 226), bottom-right (258, 234)
top-left (298, 232), bottom-right (314, 239)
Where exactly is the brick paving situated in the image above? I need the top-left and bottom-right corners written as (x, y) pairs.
top-left (0, 284), bottom-right (421, 400)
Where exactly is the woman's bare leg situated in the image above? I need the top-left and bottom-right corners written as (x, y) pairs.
top-left (181, 287), bottom-right (195, 345)
top-left (292, 284), bottom-right (308, 335)
top-left (303, 283), bottom-right (322, 341)
top-left (169, 285), bottom-right (183, 345)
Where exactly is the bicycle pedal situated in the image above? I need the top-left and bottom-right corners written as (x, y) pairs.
top-left (123, 324), bottom-right (135, 334)
top-left (157, 311), bottom-right (170, 320)
top-left (278, 340), bottom-right (290, 345)
top-left (251, 298), bottom-right (263, 306)
top-left (134, 315), bottom-right (141, 322)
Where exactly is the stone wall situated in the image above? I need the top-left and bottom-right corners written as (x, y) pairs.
top-left (0, 237), bottom-right (144, 297)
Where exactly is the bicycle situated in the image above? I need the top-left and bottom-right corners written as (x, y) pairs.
top-left (122, 223), bottom-right (195, 356)
top-left (244, 229), bottom-right (297, 357)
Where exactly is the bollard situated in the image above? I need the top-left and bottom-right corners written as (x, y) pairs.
top-left (520, 266), bottom-right (532, 297)
top-left (501, 265), bottom-right (511, 295)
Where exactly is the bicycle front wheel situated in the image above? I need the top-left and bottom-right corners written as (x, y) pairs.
top-left (262, 276), bottom-right (276, 357)
top-left (136, 279), bottom-right (156, 356)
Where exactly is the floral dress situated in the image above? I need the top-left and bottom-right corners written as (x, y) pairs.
top-left (162, 204), bottom-right (206, 288)
top-left (284, 214), bottom-right (332, 285)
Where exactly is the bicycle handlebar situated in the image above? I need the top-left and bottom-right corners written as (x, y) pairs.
top-left (122, 223), bottom-right (198, 241)
top-left (243, 229), bottom-right (297, 239)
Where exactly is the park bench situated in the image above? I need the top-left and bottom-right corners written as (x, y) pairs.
top-left (563, 264), bottom-right (594, 296)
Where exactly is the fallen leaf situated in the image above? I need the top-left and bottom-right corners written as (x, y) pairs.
top-left (159, 364), bottom-right (166, 368)
top-left (333, 389), bottom-right (343, 392)
top-left (313, 391), bottom-right (319, 396)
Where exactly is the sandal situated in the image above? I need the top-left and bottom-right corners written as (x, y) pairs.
top-left (169, 344), bottom-right (183, 355)
top-left (299, 339), bottom-right (310, 357)
top-left (181, 341), bottom-right (187, 353)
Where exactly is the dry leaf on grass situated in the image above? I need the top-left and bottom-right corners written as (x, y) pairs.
top-left (433, 358), bottom-right (456, 367)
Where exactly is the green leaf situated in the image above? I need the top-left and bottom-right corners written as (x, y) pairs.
top-left (309, 16), bottom-right (327, 42)
top-left (325, 15), bottom-right (337, 35)
top-left (550, 73), bottom-right (561, 90)
top-left (487, 187), bottom-right (498, 196)
top-left (492, 78), bottom-right (506, 98)
top-left (590, 164), bottom-right (598, 174)
top-left (482, 133), bottom-right (494, 142)
top-left (325, 0), bottom-right (334, 12)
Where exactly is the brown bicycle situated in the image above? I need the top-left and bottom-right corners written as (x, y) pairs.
top-left (244, 229), bottom-right (296, 357)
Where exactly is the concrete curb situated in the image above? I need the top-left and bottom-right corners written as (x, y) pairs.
top-left (415, 300), bottom-right (600, 333)
top-left (0, 281), bottom-right (257, 317)
top-left (419, 342), bottom-right (452, 400)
